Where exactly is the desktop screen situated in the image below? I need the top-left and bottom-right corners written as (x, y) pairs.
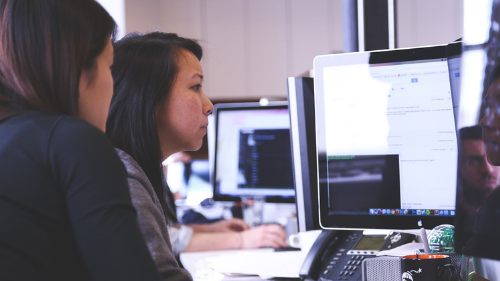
top-left (212, 102), bottom-right (295, 203)
top-left (287, 77), bottom-right (320, 232)
top-left (315, 44), bottom-right (458, 230)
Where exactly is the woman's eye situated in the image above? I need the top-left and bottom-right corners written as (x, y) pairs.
top-left (193, 84), bottom-right (201, 91)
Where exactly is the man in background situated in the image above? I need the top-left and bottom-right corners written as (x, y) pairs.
top-left (457, 125), bottom-right (500, 229)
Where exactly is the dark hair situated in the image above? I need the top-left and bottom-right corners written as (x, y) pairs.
top-left (106, 32), bottom-right (203, 223)
top-left (0, 0), bottom-right (116, 117)
top-left (459, 125), bottom-right (482, 141)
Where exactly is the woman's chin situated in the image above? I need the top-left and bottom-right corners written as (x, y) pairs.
top-left (186, 142), bottom-right (203, 152)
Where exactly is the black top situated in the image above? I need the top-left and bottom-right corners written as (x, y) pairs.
top-left (0, 111), bottom-right (161, 281)
top-left (461, 187), bottom-right (500, 260)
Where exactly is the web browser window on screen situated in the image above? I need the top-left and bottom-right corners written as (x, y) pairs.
top-left (322, 58), bottom-right (457, 212)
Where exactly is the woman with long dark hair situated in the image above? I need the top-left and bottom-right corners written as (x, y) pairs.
top-left (107, 32), bottom-right (287, 275)
top-left (0, 1), bottom-right (161, 280)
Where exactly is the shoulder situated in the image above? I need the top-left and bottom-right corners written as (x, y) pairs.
top-left (115, 149), bottom-right (150, 182)
top-left (8, 111), bottom-right (110, 148)
top-left (43, 113), bottom-right (117, 162)
top-left (2, 111), bottom-right (113, 158)
top-left (8, 111), bottom-right (95, 131)
top-left (4, 111), bottom-right (129, 196)
top-left (49, 114), bottom-right (107, 143)
top-left (115, 149), bottom-right (169, 229)
top-left (115, 149), bottom-right (158, 201)
top-left (2, 111), bottom-right (99, 138)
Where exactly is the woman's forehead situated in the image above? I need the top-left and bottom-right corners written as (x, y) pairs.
top-left (177, 51), bottom-right (202, 76)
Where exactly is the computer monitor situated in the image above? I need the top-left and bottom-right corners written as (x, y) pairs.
top-left (314, 44), bottom-right (459, 230)
top-left (212, 102), bottom-right (295, 203)
top-left (287, 77), bottom-right (321, 232)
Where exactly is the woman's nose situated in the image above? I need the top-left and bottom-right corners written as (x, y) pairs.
top-left (203, 95), bottom-right (213, 116)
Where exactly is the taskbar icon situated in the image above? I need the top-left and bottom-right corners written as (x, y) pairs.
top-left (369, 208), bottom-right (455, 216)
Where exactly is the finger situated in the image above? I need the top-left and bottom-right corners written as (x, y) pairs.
top-left (266, 240), bottom-right (282, 249)
top-left (265, 223), bottom-right (286, 233)
top-left (257, 232), bottom-right (279, 248)
top-left (264, 225), bottom-right (286, 240)
top-left (265, 231), bottom-right (287, 247)
top-left (266, 236), bottom-right (287, 248)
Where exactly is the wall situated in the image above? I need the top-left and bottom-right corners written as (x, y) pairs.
top-left (125, 0), bottom-right (342, 100)
top-left (396, 0), bottom-right (463, 48)
top-left (96, 0), bottom-right (126, 39)
top-left (124, 0), bottom-right (463, 100)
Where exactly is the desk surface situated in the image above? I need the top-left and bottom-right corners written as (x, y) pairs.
top-left (180, 248), bottom-right (304, 281)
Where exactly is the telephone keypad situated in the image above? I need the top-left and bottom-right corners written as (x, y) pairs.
top-left (319, 253), bottom-right (372, 281)
top-left (318, 231), bottom-right (375, 281)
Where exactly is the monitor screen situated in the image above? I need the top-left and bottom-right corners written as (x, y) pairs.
top-left (287, 77), bottom-right (320, 232)
top-left (315, 44), bottom-right (458, 230)
top-left (212, 102), bottom-right (295, 203)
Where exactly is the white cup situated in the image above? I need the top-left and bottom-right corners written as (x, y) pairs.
top-left (288, 229), bottom-right (322, 253)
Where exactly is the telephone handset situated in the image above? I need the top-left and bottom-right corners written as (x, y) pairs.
top-left (299, 230), bottom-right (416, 281)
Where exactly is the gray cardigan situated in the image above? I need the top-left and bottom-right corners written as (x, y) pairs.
top-left (116, 149), bottom-right (192, 281)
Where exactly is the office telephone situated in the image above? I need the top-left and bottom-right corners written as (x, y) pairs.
top-left (299, 230), bottom-right (416, 281)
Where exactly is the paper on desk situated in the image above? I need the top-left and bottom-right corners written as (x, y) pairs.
top-left (205, 249), bottom-right (304, 279)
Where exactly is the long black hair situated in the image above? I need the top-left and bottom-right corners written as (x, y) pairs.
top-left (106, 32), bottom-right (203, 223)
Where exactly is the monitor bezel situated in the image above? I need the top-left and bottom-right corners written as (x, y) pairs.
top-left (315, 44), bottom-right (458, 230)
top-left (211, 101), bottom-right (295, 203)
top-left (287, 77), bottom-right (321, 231)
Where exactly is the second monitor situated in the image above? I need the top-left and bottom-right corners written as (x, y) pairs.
top-left (212, 102), bottom-right (295, 203)
top-left (314, 44), bottom-right (459, 230)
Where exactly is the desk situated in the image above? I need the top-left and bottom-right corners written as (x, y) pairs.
top-left (180, 248), bottom-right (304, 281)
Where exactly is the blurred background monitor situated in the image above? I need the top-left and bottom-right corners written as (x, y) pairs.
top-left (287, 77), bottom-right (320, 232)
top-left (314, 44), bottom-right (459, 231)
top-left (211, 102), bottom-right (295, 203)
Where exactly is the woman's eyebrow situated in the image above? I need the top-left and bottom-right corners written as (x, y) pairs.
top-left (192, 73), bottom-right (204, 80)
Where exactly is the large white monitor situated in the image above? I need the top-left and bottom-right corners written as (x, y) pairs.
top-left (211, 102), bottom-right (295, 203)
top-left (314, 44), bottom-right (459, 230)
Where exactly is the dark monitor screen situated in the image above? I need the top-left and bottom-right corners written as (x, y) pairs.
top-left (314, 44), bottom-right (459, 230)
top-left (212, 102), bottom-right (295, 203)
top-left (287, 77), bottom-right (320, 232)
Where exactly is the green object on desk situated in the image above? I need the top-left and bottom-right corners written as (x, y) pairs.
top-left (428, 224), bottom-right (455, 253)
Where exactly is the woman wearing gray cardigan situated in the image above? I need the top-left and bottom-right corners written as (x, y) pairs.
top-left (106, 32), bottom-right (287, 279)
